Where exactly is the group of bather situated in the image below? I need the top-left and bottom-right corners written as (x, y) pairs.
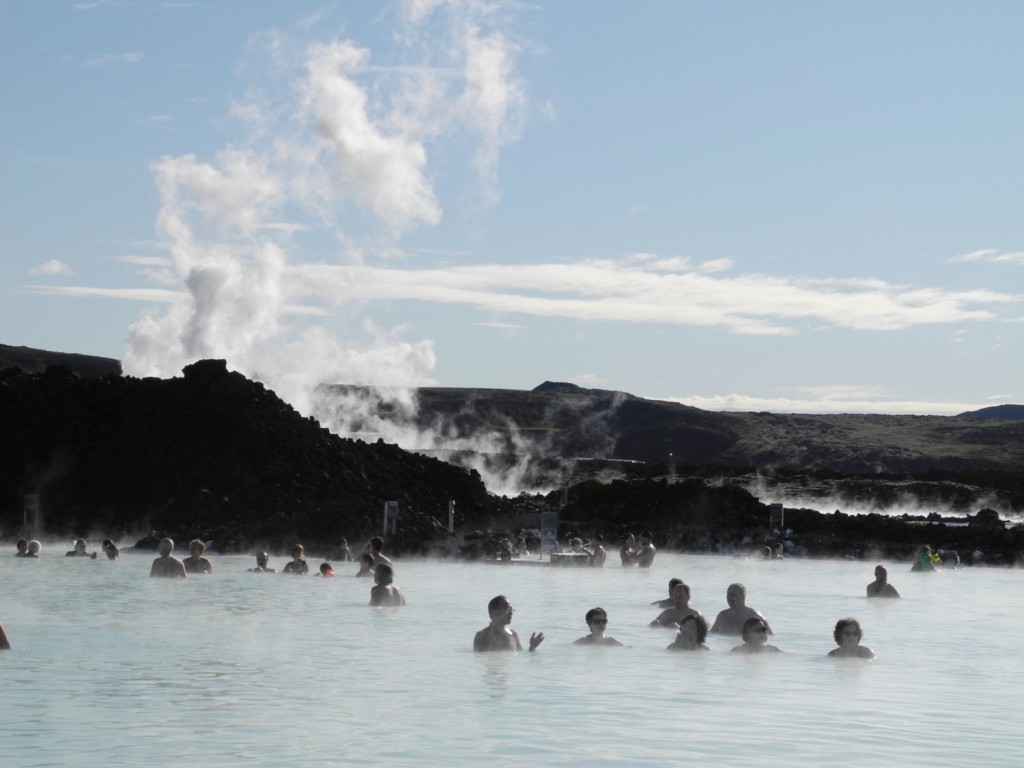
top-left (4, 532), bottom-right (910, 655)
top-left (475, 567), bottom-right (901, 658)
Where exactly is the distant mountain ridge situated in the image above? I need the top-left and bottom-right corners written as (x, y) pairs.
top-left (7, 346), bottom-right (1023, 476)
top-left (957, 404), bottom-right (1024, 420)
top-left (397, 381), bottom-right (1024, 475)
top-left (0, 344), bottom-right (120, 377)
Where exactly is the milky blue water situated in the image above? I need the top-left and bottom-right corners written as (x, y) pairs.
top-left (2, 549), bottom-right (1022, 767)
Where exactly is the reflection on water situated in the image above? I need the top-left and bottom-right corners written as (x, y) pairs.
top-left (2, 550), bottom-right (1024, 766)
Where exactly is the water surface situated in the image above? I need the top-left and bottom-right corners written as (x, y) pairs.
top-left (2, 550), bottom-right (1022, 767)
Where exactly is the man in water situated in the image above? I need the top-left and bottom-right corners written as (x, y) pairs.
top-left (249, 552), bottom-right (275, 573)
top-left (0, 623), bottom-right (10, 650)
top-left (710, 583), bottom-right (773, 636)
top-left (473, 595), bottom-right (544, 652)
top-left (368, 536), bottom-right (393, 568)
top-left (866, 565), bottom-right (900, 598)
top-left (651, 577), bottom-right (684, 608)
top-left (65, 539), bottom-right (97, 558)
top-left (588, 536), bottom-right (607, 567)
top-left (369, 563), bottom-right (405, 606)
top-left (650, 582), bottom-right (704, 628)
top-left (635, 531), bottom-right (656, 568)
top-left (149, 538), bottom-right (186, 578)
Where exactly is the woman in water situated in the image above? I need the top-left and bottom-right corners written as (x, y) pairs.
top-left (282, 544), bottom-right (309, 574)
top-left (828, 618), bottom-right (874, 659)
top-left (731, 617), bottom-right (783, 654)
top-left (573, 607), bottom-right (624, 646)
top-left (667, 614), bottom-right (710, 652)
top-left (183, 539), bottom-right (213, 574)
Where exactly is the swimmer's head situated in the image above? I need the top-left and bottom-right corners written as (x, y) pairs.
top-left (158, 538), bottom-right (174, 556)
top-left (16, 539), bottom-right (27, 553)
top-left (834, 617), bottom-right (862, 646)
top-left (374, 563), bottom-right (393, 584)
top-left (671, 582), bottom-right (691, 604)
top-left (189, 539), bottom-right (206, 556)
top-left (488, 595), bottom-right (513, 623)
top-left (678, 613), bottom-right (709, 645)
top-left (27, 540), bottom-right (41, 555)
top-left (290, 544), bottom-right (304, 559)
top-left (256, 552), bottom-right (269, 566)
top-left (726, 583), bottom-right (746, 607)
top-left (74, 539), bottom-right (87, 551)
top-left (320, 562), bottom-right (334, 576)
top-left (874, 565), bottom-right (887, 580)
top-left (741, 617), bottom-right (769, 644)
top-left (585, 607), bottom-right (608, 626)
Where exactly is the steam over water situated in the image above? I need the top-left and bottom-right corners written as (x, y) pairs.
top-left (3, 551), bottom-right (1023, 766)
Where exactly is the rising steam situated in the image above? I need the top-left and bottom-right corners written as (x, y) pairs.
top-left (121, 1), bottom-right (534, 491)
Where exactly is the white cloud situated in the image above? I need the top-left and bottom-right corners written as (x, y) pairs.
top-left (665, 392), bottom-right (988, 416)
top-left (950, 248), bottom-right (1024, 266)
top-left (473, 321), bottom-right (523, 330)
top-left (85, 52), bottom-right (143, 67)
top-left (284, 257), bottom-right (1021, 336)
top-left (29, 260), bottom-right (73, 277)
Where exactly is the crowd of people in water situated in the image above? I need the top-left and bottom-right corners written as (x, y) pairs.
top-left (476, 576), bottom-right (881, 658)
top-left (3, 531), bottom-right (923, 655)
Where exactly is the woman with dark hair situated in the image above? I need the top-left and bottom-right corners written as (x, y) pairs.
top-left (574, 607), bottom-right (624, 646)
top-left (828, 618), bottom-right (874, 659)
top-left (731, 617), bottom-right (782, 654)
top-left (667, 614), bottom-right (710, 652)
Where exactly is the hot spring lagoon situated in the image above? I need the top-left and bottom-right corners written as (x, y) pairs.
top-left (3, 549), bottom-right (1023, 767)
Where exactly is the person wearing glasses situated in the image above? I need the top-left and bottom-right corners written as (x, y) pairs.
top-left (731, 617), bottom-right (782, 654)
top-left (473, 595), bottom-right (544, 652)
top-left (573, 607), bottom-right (624, 646)
top-left (828, 618), bottom-right (874, 659)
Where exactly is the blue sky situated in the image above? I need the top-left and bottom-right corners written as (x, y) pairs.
top-left (3, 0), bottom-right (1023, 416)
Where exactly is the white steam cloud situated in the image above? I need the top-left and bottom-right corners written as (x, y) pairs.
top-left (121, 1), bottom-right (534, 488)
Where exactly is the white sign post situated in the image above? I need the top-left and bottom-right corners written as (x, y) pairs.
top-left (383, 501), bottom-right (399, 537)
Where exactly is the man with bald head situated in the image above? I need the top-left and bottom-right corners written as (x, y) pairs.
top-left (710, 583), bottom-right (772, 636)
top-left (149, 538), bottom-right (187, 578)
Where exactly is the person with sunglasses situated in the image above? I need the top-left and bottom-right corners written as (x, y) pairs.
top-left (573, 607), bottom-right (624, 646)
top-left (828, 618), bottom-right (874, 659)
top-left (731, 617), bottom-right (783, 654)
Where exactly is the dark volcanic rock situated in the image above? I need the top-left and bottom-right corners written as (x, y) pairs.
top-left (0, 343), bottom-right (121, 377)
top-left (0, 361), bottom-right (491, 549)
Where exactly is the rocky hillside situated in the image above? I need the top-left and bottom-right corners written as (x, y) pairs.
top-left (0, 343), bottom-right (120, 377)
top-left (0, 360), bottom-right (492, 550)
top-left (396, 381), bottom-right (1024, 475)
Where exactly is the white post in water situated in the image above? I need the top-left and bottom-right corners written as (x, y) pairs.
top-left (540, 509), bottom-right (559, 561)
top-left (383, 501), bottom-right (399, 537)
top-left (447, 499), bottom-right (455, 534)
